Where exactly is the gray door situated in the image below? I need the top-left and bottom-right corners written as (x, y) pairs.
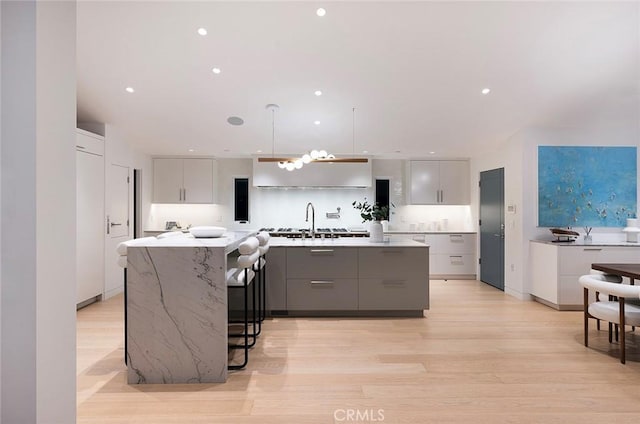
top-left (480, 168), bottom-right (505, 290)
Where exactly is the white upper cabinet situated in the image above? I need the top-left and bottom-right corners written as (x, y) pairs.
top-left (409, 160), bottom-right (469, 205)
top-left (153, 158), bottom-right (217, 203)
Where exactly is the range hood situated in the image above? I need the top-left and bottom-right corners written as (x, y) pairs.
top-left (252, 158), bottom-right (372, 187)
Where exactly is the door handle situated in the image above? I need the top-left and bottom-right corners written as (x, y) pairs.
top-left (110, 222), bottom-right (122, 227)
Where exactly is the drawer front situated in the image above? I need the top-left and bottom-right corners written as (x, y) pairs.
top-left (558, 275), bottom-right (583, 306)
top-left (431, 254), bottom-right (476, 275)
top-left (558, 246), bottom-right (604, 275)
top-left (358, 248), bottom-right (428, 279)
top-left (286, 247), bottom-right (357, 279)
top-left (358, 278), bottom-right (428, 310)
top-left (286, 279), bottom-right (358, 310)
top-left (426, 234), bottom-right (475, 255)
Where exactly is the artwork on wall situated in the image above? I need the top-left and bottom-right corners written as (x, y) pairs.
top-left (538, 146), bottom-right (637, 227)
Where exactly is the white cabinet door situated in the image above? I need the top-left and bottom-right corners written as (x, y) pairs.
top-left (153, 158), bottom-right (183, 203)
top-left (183, 158), bottom-right (213, 203)
top-left (410, 161), bottom-right (439, 204)
top-left (409, 160), bottom-right (470, 205)
top-left (76, 149), bottom-right (104, 305)
top-left (439, 160), bottom-right (470, 205)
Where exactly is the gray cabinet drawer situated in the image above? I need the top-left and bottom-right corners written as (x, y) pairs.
top-left (286, 247), bottom-right (357, 279)
top-left (358, 248), bottom-right (428, 279)
top-left (358, 278), bottom-right (428, 310)
top-left (286, 279), bottom-right (358, 310)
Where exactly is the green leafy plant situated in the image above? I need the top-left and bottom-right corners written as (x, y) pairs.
top-left (352, 198), bottom-right (394, 222)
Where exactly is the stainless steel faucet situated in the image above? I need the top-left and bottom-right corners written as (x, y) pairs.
top-left (305, 202), bottom-right (315, 238)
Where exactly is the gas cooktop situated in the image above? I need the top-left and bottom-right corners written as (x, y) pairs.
top-left (258, 227), bottom-right (369, 238)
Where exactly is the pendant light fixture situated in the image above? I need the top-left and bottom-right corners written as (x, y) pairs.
top-left (258, 104), bottom-right (368, 168)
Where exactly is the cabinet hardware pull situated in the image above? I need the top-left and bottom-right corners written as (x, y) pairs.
top-left (77, 145), bottom-right (86, 149)
top-left (382, 280), bottom-right (405, 285)
top-left (440, 190), bottom-right (444, 203)
top-left (450, 255), bottom-right (463, 258)
top-left (382, 250), bottom-right (403, 254)
top-left (310, 249), bottom-right (334, 253)
top-left (310, 280), bottom-right (334, 285)
top-left (183, 188), bottom-right (186, 201)
top-left (110, 222), bottom-right (122, 227)
top-left (583, 248), bottom-right (602, 251)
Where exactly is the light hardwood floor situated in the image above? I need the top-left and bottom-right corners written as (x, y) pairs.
top-left (77, 279), bottom-right (640, 424)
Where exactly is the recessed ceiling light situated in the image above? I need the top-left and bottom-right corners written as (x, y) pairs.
top-left (256, 149), bottom-right (262, 153)
top-left (197, 28), bottom-right (207, 36)
top-left (316, 8), bottom-right (326, 17)
top-left (314, 90), bottom-right (322, 96)
top-left (429, 151), bottom-right (436, 155)
top-left (227, 116), bottom-right (244, 126)
top-left (224, 149), bottom-right (230, 152)
top-left (212, 67), bottom-right (221, 74)
top-left (314, 120), bottom-right (321, 125)
top-left (395, 150), bottom-right (401, 153)
top-left (188, 149), bottom-right (195, 152)
top-left (362, 150), bottom-right (368, 154)
top-left (125, 87), bottom-right (134, 93)
top-left (481, 88), bottom-right (491, 95)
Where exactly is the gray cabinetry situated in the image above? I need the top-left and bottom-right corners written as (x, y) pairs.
top-left (358, 248), bottom-right (429, 310)
top-left (287, 279), bottom-right (358, 310)
top-left (286, 247), bottom-right (358, 310)
top-left (266, 244), bottom-right (429, 315)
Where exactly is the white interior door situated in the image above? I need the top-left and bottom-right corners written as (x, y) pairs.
top-left (104, 163), bottom-right (130, 298)
top-left (108, 164), bottom-right (130, 238)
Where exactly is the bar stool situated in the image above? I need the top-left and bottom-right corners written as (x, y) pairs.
top-left (255, 231), bottom-right (270, 329)
top-left (227, 236), bottom-right (259, 370)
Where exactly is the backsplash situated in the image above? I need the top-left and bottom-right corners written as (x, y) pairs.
top-left (147, 204), bottom-right (224, 230)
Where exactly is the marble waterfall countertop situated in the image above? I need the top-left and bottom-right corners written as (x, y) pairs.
top-left (125, 230), bottom-right (256, 384)
top-left (131, 230), bottom-right (257, 252)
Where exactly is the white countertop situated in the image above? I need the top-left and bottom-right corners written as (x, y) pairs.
top-left (384, 230), bottom-right (476, 235)
top-left (531, 239), bottom-right (640, 247)
top-left (269, 237), bottom-right (427, 248)
top-left (129, 230), bottom-right (257, 253)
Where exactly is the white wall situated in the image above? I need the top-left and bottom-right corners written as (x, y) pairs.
top-left (1, 2), bottom-right (76, 423)
top-left (471, 124), bottom-right (640, 301)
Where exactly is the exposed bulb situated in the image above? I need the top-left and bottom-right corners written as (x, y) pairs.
top-left (318, 150), bottom-right (328, 158)
top-left (302, 153), bottom-right (312, 164)
top-left (278, 161), bottom-right (287, 169)
top-left (310, 150), bottom-right (320, 159)
top-left (285, 162), bottom-right (295, 171)
top-left (327, 154), bottom-right (335, 159)
top-left (294, 159), bottom-right (303, 169)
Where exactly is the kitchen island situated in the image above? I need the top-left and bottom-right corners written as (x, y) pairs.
top-left (266, 237), bottom-right (430, 317)
top-left (125, 230), bottom-right (255, 384)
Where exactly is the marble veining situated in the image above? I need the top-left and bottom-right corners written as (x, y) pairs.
top-left (127, 245), bottom-right (229, 384)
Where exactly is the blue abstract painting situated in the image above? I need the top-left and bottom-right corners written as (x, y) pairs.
top-left (538, 146), bottom-right (637, 227)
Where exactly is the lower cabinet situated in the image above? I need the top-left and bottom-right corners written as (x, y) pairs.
top-left (358, 278), bottom-right (427, 310)
top-left (287, 279), bottom-right (358, 310)
top-left (530, 241), bottom-right (640, 310)
top-left (266, 245), bottom-right (429, 315)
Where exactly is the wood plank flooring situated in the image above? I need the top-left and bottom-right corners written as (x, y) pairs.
top-left (77, 279), bottom-right (640, 423)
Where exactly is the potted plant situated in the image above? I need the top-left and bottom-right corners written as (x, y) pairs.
top-left (352, 199), bottom-right (393, 242)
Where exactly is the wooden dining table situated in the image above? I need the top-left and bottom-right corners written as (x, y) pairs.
top-left (591, 263), bottom-right (640, 284)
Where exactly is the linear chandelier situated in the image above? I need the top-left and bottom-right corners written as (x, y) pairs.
top-left (260, 104), bottom-right (368, 170)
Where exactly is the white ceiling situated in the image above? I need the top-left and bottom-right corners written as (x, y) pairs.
top-left (77, 1), bottom-right (639, 159)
